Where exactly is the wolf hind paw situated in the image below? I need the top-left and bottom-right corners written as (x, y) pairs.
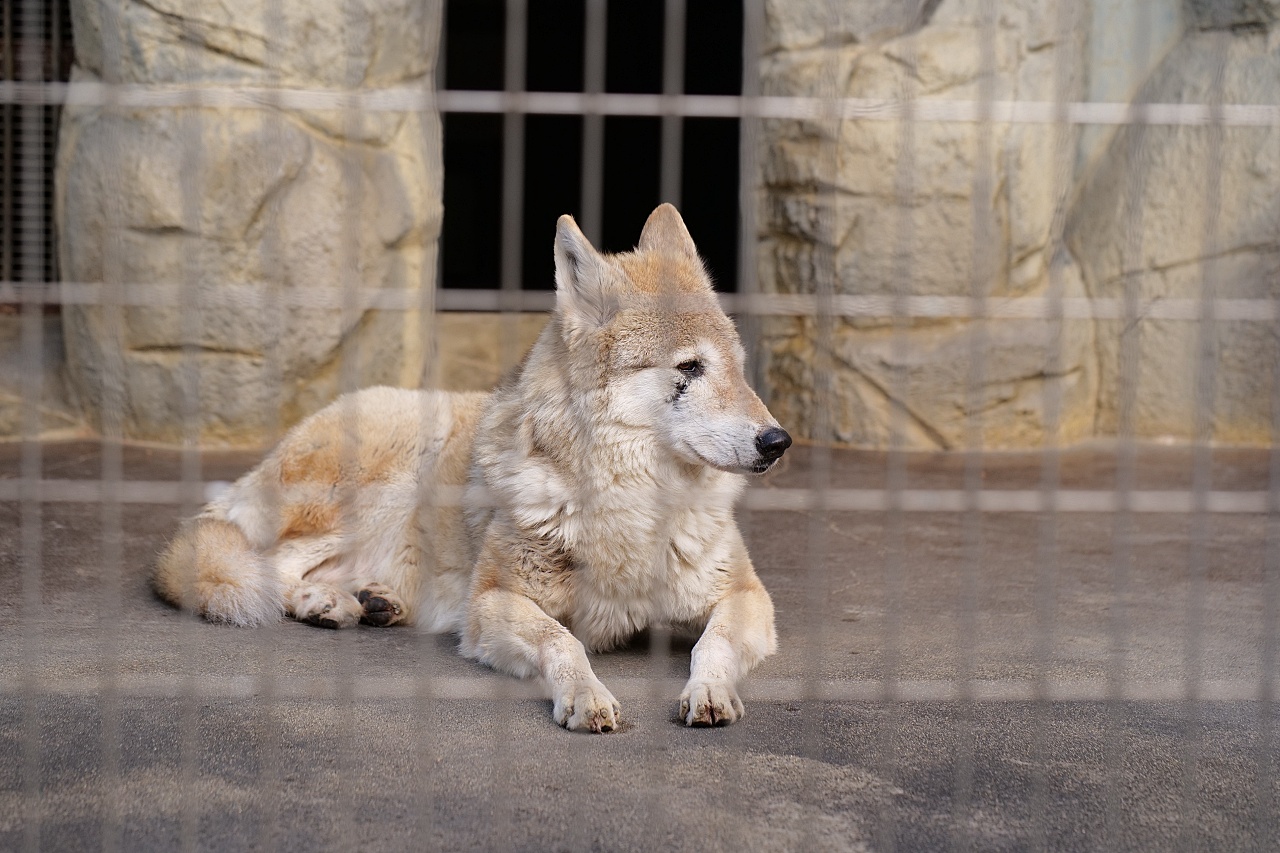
top-left (291, 585), bottom-right (362, 629)
top-left (356, 583), bottom-right (406, 627)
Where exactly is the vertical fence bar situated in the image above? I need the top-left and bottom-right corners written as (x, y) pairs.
top-left (336, 4), bottom-right (368, 848)
top-left (96, 41), bottom-right (127, 853)
top-left (502, 0), bottom-right (529, 284)
top-left (84, 3), bottom-right (133, 849)
top-left (950, 3), bottom-right (998, 844)
top-left (174, 20), bottom-right (206, 850)
top-left (17, 291), bottom-right (42, 853)
top-left (500, 0), bottom-right (527, 388)
top-left (650, 0), bottom-right (678, 824)
top-left (1, 1), bottom-right (13, 289)
top-left (1029, 2), bottom-right (1081, 848)
top-left (874, 14), bottom-right (923, 852)
top-left (579, 0), bottom-right (606, 246)
top-left (797, 4), bottom-right (841, 838)
top-left (416, 2), bottom-right (445, 843)
top-left (493, 2), bottom-right (528, 845)
top-left (736, 0), bottom-right (764, 394)
top-left (253, 0), bottom-right (288, 848)
top-left (1102, 5), bottom-right (1154, 846)
top-left (658, 0), bottom-right (684, 208)
top-left (16, 1), bottom-right (44, 850)
top-left (1262, 282), bottom-right (1280, 849)
top-left (1178, 34), bottom-right (1229, 853)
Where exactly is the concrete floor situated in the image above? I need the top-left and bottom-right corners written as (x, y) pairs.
top-left (0, 440), bottom-right (1276, 851)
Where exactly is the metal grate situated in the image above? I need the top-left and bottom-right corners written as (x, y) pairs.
top-left (0, 0), bottom-right (71, 298)
top-left (1, 0), bottom-right (1278, 850)
top-left (436, 0), bottom-right (743, 296)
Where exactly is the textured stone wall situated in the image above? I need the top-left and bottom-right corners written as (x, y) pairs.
top-left (758, 0), bottom-right (1280, 448)
top-left (56, 0), bottom-right (442, 444)
top-left (758, 0), bottom-right (1097, 450)
top-left (1065, 1), bottom-right (1280, 444)
top-left (41, 0), bottom-right (1279, 449)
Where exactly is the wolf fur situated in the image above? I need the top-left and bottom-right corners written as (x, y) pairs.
top-left (154, 204), bottom-right (792, 732)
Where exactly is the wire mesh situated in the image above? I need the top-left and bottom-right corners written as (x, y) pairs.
top-left (1, 0), bottom-right (1278, 850)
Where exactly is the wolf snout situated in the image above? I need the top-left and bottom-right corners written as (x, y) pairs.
top-left (755, 427), bottom-right (792, 463)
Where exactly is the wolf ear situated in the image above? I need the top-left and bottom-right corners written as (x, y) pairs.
top-left (554, 214), bottom-right (618, 333)
top-left (637, 203), bottom-right (698, 258)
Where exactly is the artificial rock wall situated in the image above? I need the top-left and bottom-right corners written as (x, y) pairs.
top-left (50, 0), bottom-right (1278, 450)
top-left (57, 0), bottom-right (442, 444)
top-left (759, 0), bottom-right (1280, 448)
top-left (1065, 3), bottom-right (1280, 444)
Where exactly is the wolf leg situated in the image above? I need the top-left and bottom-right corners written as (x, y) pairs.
top-left (680, 577), bottom-right (777, 727)
top-left (463, 587), bottom-right (620, 733)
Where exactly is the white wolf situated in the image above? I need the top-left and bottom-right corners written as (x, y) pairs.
top-left (154, 204), bottom-right (792, 732)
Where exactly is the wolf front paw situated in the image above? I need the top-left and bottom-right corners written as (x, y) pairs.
top-left (291, 586), bottom-right (362, 629)
top-left (356, 583), bottom-right (406, 627)
top-left (679, 679), bottom-right (744, 727)
top-left (553, 679), bottom-right (621, 733)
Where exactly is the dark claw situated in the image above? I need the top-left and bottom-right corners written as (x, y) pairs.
top-left (310, 615), bottom-right (340, 629)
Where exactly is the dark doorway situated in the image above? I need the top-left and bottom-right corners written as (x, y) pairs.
top-left (1, 0), bottom-right (74, 302)
top-left (439, 0), bottom-right (743, 294)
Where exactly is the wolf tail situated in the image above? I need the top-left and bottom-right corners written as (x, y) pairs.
top-left (153, 517), bottom-right (284, 626)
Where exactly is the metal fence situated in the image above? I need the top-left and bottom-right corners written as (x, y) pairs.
top-left (2, 0), bottom-right (1279, 850)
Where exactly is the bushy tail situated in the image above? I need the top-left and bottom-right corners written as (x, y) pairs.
top-left (153, 517), bottom-right (284, 626)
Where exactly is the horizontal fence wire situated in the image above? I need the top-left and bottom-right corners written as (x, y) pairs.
top-left (0, 674), bottom-right (1268, 703)
top-left (3, 283), bottom-right (1280, 320)
top-left (0, 480), bottom-right (1270, 514)
top-left (2, 82), bottom-right (1279, 127)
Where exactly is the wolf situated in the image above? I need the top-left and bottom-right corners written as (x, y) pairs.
top-left (153, 204), bottom-right (792, 732)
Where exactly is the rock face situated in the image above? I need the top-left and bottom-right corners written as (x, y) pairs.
top-left (57, 0), bottom-right (442, 444)
top-left (1065, 26), bottom-right (1280, 443)
top-left (758, 0), bottom-right (1097, 449)
top-left (758, 0), bottom-right (1280, 448)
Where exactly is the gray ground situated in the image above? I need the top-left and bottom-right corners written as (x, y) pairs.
top-left (0, 440), bottom-right (1276, 851)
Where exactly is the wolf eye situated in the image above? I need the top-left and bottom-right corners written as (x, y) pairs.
top-left (676, 359), bottom-right (704, 378)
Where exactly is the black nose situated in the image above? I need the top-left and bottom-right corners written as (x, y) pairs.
top-left (755, 427), bottom-right (792, 462)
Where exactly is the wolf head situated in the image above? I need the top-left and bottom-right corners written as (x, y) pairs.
top-left (551, 204), bottom-right (791, 476)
